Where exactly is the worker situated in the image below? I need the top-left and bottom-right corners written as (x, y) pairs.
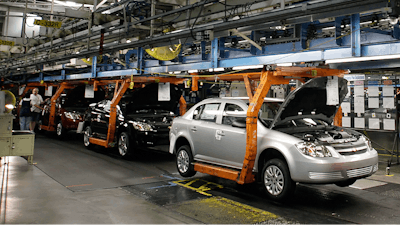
top-left (19, 92), bottom-right (32, 130)
top-left (30, 88), bottom-right (43, 131)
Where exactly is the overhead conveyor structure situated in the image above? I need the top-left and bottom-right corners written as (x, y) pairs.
top-left (191, 66), bottom-right (348, 184)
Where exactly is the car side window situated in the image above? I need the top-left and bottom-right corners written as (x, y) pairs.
top-left (222, 103), bottom-right (244, 126)
top-left (193, 103), bottom-right (220, 122)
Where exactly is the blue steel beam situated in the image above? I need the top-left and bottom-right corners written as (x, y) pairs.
top-left (91, 56), bottom-right (97, 78)
top-left (335, 17), bottom-right (344, 46)
top-left (211, 38), bottom-right (219, 69)
top-left (351, 14), bottom-right (361, 57)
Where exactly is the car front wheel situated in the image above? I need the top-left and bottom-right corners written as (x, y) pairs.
top-left (262, 158), bottom-right (295, 201)
top-left (118, 132), bottom-right (132, 158)
top-left (176, 145), bottom-right (196, 177)
top-left (83, 126), bottom-right (94, 149)
top-left (56, 121), bottom-right (66, 138)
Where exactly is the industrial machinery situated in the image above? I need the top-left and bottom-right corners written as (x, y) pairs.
top-left (0, 90), bottom-right (34, 164)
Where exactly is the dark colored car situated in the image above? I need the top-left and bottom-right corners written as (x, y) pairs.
top-left (83, 83), bottom-right (182, 158)
top-left (41, 85), bottom-right (106, 137)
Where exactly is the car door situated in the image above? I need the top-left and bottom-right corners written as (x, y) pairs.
top-left (90, 100), bottom-right (110, 135)
top-left (212, 103), bottom-right (247, 168)
top-left (189, 102), bottom-right (223, 162)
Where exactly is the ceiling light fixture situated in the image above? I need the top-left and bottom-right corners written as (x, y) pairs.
top-left (232, 65), bottom-right (264, 70)
top-left (276, 63), bottom-right (293, 66)
top-left (325, 54), bottom-right (400, 64)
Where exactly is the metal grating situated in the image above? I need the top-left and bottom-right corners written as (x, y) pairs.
top-left (309, 171), bottom-right (343, 180)
top-left (347, 166), bottom-right (373, 178)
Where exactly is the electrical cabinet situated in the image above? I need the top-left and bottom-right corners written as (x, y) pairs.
top-left (0, 114), bottom-right (34, 164)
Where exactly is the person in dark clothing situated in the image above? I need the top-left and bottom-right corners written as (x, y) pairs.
top-left (19, 92), bottom-right (32, 130)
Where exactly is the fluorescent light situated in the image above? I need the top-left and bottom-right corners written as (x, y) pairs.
top-left (232, 65), bottom-right (264, 70)
top-left (209, 67), bottom-right (225, 72)
top-left (188, 69), bottom-right (198, 73)
top-left (325, 54), bottom-right (400, 64)
top-left (276, 63), bottom-right (292, 67)
top-left (209, 68), bottom-right (224, 72)
top-left (174, 71), bottom-right (181, 74)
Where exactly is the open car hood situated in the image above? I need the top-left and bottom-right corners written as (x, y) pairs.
top-left (124, 83), bottom-right (182, 112)
top-left (271, 76), bottom-right (348, 128)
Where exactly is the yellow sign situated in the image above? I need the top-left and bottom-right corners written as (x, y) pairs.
top-left (34, 19), bottom-right (62, 29)
top-left (0, 39), bottom-right (14, 46)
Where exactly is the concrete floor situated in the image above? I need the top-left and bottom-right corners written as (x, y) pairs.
top-left (0, 156), bottom-right (201, 224)
top-left (2, 133), bottom-right (400, 224)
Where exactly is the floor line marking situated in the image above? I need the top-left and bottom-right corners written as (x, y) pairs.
top-left (66, 184), bottom-right (93, 188)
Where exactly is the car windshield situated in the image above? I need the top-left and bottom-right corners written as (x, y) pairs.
top-left (63, 86), bottom-right (105, 109)
top-left (256, 102), bottom-right (282, 128)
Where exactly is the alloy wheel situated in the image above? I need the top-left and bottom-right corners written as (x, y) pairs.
top-left (264, 165), bottom-right (284, 196)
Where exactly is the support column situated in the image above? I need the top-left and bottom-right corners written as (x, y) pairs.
top-left (91, 56), bottom-right (97, 78)
top-left (335, 17), bottom-right (344, 46)
top-left (211, 38), bottom-right (219, 69)
top-left (137, 47), bottom-right (144, 75)
top-left (351, 13), bottom-right (361, 57)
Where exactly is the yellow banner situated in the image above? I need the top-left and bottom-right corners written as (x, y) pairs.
top-left (0, 39), bottom-right (14, 46)
top-left (34, 19), bottom-right (62, 29)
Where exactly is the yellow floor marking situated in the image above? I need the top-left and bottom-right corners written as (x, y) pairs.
top-left (173, 179), bottom-right (223, 196)
top-left (66, 184), bottom-right (93, 188)
top-left (170, 196), bottom-right (285, 224)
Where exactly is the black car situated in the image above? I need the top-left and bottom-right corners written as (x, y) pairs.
top-left (83, 83), bottom-right (182, 158)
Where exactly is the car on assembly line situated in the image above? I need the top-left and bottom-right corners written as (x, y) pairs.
top-left (40, 85), bottom-right (106, 138)
top-left (169, 76), bottom-right (378, 200)
top-left (83, 83), bottom-right (182, 158)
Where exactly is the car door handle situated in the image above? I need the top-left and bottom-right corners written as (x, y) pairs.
top-left (216, 130), bottom-right (225, 136)
top-left (190, 126), bottom-right (197, 131)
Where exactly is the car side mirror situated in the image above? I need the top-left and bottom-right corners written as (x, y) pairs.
top-left (231, 117), bottom-right (246, 128)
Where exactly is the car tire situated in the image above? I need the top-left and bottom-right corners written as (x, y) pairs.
top-left (335, 179), bottom-right (356, 187)
top-left (56, 121), bottom-right (66, 139)
top-left (118, 132), bottom-right (132, 158)
top-left (176, 145), bottom-right (196, 177)
top-left (262, 158), bottom-right (295, 201)
top-left (83, 126), bottom-right (94, 149)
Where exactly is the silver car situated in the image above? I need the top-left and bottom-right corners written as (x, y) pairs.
top-left (169, 76), bottom-right (378, 200)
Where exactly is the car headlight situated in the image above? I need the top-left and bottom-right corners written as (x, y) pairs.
top-left (64, 112), bottom-right (81, 120)
top-left (295, 142), bottom-right (332, 157)
top-left (361, 136), bottom-right (373, 151)
top-left (131, 121), bottom-right (153, 131)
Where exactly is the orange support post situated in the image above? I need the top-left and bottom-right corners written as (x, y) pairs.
top-left (179, 96), bottom-right (187, 116)
top-left (191, 74), bottom-right (199, 91)
top-left (333, 106), bottom-right (342, 127)
top-left (107, 80), bottom-right (130, 146)
top-left (41, 83), bottom-right (74, 131)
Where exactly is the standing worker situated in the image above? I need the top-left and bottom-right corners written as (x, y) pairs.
top-left (30, 88), bottom-right (43, 131)
top-left (19, 92), bottom-right (32, 130)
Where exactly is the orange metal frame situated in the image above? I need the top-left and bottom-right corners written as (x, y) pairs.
top-left (40, 80), bottom-right (124, 132)
top-left (89, 77), bottom-right (187, 148)
top-left (193, 67), bottom-right (348, 184)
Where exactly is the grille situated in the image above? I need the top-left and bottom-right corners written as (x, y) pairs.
top-left (334, 144), bottom-right (368, 156)
top-left (339, 149), bottom-right (367, 156)
top-left (309, 171), bottom-right (343, 180)
top-left (347, 165), bottom-right (373, 178)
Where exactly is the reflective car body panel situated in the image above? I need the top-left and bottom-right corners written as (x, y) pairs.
top-left (85, 83), bottom-right (182, 152)
top-left (41, 85), bottom-right (106, 132)
top-left (170, 77), bottom-right (378, 184)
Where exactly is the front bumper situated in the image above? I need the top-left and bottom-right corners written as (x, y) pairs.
top-left (290, 149), bottom-right (379, 184)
